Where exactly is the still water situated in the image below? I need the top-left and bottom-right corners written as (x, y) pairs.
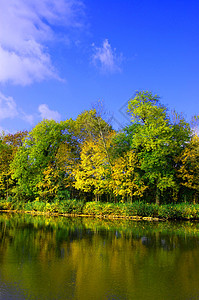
top-left (0, 213), bottom-right (199, 300)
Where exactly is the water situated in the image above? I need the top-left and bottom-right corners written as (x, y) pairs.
top-left (0, 213), bottom-right (199, 299)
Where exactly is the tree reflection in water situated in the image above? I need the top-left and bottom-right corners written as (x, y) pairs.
top-left (0, 213), bottom-right (199, 299)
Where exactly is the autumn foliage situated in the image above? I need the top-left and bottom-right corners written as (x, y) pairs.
top-left (0, 91), bottom-right (198, 205)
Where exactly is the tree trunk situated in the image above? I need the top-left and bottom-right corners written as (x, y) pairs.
top-left (156, 188), bottom-right (160, 205)
top-left (184, 194), bottom-right (187, 203)
top-left (193, 194), bottom-right (198, 204)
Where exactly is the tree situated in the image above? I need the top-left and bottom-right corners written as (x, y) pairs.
top-left (55, 108), bottom-right (114, 201)
top-left (74, 132), bottom-right (114, 201)
top-left (55, 141), bottom-right (78, 199)
top-left (0, 140), bottom-right (14, 199)
top-left (127, 91), bottom-right (191, 204)
top-left (74, 108), bottom-right (112, 144)
top-left (11, 120), bottom-right (70, 200)
top-left (0, 131), bottom-right (28, 199)
top-left (110, 150), bottom-right (147, 202)
top-left (111, 124), bottom-right (139, 158)
top-left (36, 163), bottom-right (60, 202)
top-left (177, 134), bottom-right (199, 202)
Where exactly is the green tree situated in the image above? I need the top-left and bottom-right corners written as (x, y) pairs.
top-left (0, 131), bottom-right (28, 199)
top-left (111, 124), bottom-right (139, 158)
top-left (127, 91), bottom-right (191, 204)
top-left (11, 120), bottom-right (70, 201)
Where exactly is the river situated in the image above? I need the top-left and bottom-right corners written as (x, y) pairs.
top-left (0, 213), bottom-right (199, 299)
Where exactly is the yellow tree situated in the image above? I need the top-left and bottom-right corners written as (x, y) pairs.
top-left (110, 150), bottom-right (147, 202)
top-left (52, 108), bottom-right (113, 200)
top-left (74, 133), bottom-right (114, 201)
top-left (36, 163), bottom-right (60, 202)
top-left (178, 134), bottom-right (199, 202)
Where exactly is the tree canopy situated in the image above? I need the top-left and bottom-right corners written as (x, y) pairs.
top-left (0, 91), bottom-right (196, 205)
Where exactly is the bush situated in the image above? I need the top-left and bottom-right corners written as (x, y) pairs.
top-left (1, 197), bottom-right (199, 220)
top-left (0, 200), bottom-right (12, 210)
top-left (157, 203), bottom-right (199, 220)
top-left (82, 202), bottom-right (101, 215)
top-left (125, 202), bottom-right (158, 217)
top-left (32, 201), bottom-right (46, 212)
top-left (59, 199), bottom-right (84, 214)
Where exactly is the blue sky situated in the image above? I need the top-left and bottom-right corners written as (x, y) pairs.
top-left (0, 0), bottom-right (198, 133)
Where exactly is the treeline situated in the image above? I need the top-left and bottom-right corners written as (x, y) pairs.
top-left (0, 91), bottom-right (198, 205)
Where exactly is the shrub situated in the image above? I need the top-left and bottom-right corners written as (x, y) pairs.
top-left (32, 201), bottom-right (46, 212)
top-left (82, 202), bottom-right (101, 215)
top-left (59, 199), bottom-right (84, 214)
top-left (0, 200), bottom-right (12, 210)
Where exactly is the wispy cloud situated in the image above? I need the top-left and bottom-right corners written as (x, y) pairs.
top-left (20, 111), bottom-right (35, 125)
top-left (0, 92), bottom-right (61, 129)
top-left (0, 0), bottom-right (84, 85)
top-left (92, 39), bottom-right (123, 73)
top-left (0, 45), bottom-right (57, 86)
top-left (38, 104), bottom-right (61, 121)
top-left (0, 92), bottom-right (18, 120)
top-left (0, 92), bottom-right (36, 125)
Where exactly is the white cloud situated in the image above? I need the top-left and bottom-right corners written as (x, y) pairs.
top-left (20, 111), bottom-right (35, 125)
top-left (92, 39), bottom-right (122, 73)
top-left (0, 92), bottom-right (18, 120)
top-left (0, 92), bottom-right (35, 127)
top-left (38, 104), bottom-right (61, 121)
top-left (0, 0), bottom-right (84, 85)
top-left (0, 45), bottom-right (57, 85)
top-left (0, 92), bottom-right (62, 130)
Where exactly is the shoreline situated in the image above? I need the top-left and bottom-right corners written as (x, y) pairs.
top-left (0, 209), bottom-right (161, 221)
top-left (1, 208), bottom-right (198, 222)
top-left (1, 199), bottom-right (199, 221)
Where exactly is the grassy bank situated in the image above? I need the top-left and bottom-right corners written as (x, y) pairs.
top-left (1, 199), bottom-right (199, 220)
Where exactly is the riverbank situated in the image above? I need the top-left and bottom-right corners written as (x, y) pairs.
top-left (1, 199), bottom-right (199, 221)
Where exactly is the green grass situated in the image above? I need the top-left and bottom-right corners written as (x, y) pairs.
top-left (1, 198), bottom-right (199, 220)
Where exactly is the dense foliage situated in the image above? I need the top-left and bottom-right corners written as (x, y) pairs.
top-left (0, 91), bottom-right (198, 207)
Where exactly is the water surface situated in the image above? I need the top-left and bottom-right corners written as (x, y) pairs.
top-left (0, 213), bottom-right (199, 299)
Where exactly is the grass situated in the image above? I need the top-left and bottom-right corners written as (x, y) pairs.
top-left (1, 198), bottom-right (199, 220)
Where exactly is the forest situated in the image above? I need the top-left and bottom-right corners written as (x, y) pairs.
top-left (0, 91), bottom-right (198, 211)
